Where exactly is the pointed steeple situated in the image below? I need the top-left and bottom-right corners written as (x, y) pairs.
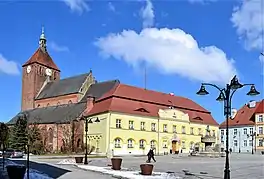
top-left (39, 26), bottom-right (47, 52)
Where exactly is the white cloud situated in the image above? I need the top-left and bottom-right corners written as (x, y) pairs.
top-left (188, 0), bottom-right (217, 3)
top-left (49, 41), bottom-right (69, 52)
top-left (62, 0), bottom-right (89, 14)
top-left (0, 54), bottom-right (20, 75)
top-left (140, 0), bottom-right (154, 28)
top-left (231, 0), bottom-right (264, 51)
top-left (94, 28), bottom-right (237, 84)
top-left (108, 2), bottom-right (115, 12)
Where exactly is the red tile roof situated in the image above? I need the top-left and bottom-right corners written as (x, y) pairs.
top-left (255, 99), bottom-right (264, 114)
top-left (88, 83), bottom-right (218, 126)
top-left (219, 100), bottom-right (263, 128)
top-left (22, 48), bottom-right (60, 71)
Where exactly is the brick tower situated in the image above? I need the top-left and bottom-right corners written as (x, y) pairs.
top-left (21, 28), bottom-right (60, 111)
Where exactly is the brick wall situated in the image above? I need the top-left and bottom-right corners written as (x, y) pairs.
top-left (35, 94), bottom-right (78, 108)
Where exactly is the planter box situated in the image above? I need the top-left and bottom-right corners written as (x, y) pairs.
top-left (6, 165), bottom-right (26, 179)
top-left (111, 158), bottom-right (122, 170)
top-left (140, 164), bottom-right (154, 175)
top-left (261, 151), bottom-right (264, 155)
top-left (75, 157), bottom-right (84, 164)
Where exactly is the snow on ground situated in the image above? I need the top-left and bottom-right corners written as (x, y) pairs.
top-left (57, 159), bottom-right (76, 165)
top-left (77, 165), bottom-right (182, 179)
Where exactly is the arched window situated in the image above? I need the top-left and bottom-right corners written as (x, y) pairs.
top-left (68, 100), bottom-right (72, 104)
top-left (150, 140), bottom-right (156, 149)
top-left (114, 138), bottom-right (121, 148)
top-left (127, 139), bottom-right (134, 148)
top-left (47, 103), bottom-right (50, 107)
top-left (37, 104), bottom-right (41, 108)
top-left (139, 139), bottom-right (145, 149)
top-left (48, 128), bottom-right (53, 144)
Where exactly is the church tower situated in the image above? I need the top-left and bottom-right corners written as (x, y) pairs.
top-left (21, 28), bottom-right (60, 111)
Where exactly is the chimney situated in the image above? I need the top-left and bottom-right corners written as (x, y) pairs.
top-left (86, 96), bottom-right (95, 114)
top-left (169, 93), bottom-right (174, 96)
top-left (231, 108), bottom-right (237, 119)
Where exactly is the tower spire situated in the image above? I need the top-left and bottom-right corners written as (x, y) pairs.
top-left (39, 26), bottom-right (47, 52)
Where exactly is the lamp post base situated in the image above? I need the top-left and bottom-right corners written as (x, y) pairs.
top-left (84, 155), bottom-right (88, 165)
top-left (224, 169), bottom-right (230, 179)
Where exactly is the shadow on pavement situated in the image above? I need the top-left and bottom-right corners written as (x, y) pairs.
top-left (12, 159), bottom-right (71, 178)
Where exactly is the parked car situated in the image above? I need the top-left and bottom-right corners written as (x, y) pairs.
top-left (4, 149), bottom-right (24, 158)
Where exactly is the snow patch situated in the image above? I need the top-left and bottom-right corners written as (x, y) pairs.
top-left (78, 165), bottom-right (182, 179)
top-left (57, 159), bottom-right (76, 165)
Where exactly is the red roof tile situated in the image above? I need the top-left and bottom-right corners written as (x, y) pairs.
top-left (88, 83), bottom-right (218, 126)
top-left (255, 99), bottom-right (264, 114)
top-left (219, 100), bottom-right (263, 128)
top-left (22, 48), bottom-right (60, 71)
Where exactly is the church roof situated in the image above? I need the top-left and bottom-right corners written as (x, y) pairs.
top-left (255, 99), bottom-right (264, 114)
top-left (36, 73), bottom-right (90, 100)
top-left (87, 83), bottom-right (218, 126)
top-left (22, 48), bottom-right (60, 71)
top-left (8, 102), bottom-right (86, 125)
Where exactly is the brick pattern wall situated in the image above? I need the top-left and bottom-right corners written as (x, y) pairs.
top-left (35, 94), bottom-right (78, 108)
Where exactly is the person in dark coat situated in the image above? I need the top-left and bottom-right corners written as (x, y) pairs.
top-left (147, 148), bottom-right (156, 163)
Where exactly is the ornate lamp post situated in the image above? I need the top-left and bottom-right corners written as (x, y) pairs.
top-left (196, 75), bottom-right (260, 179)
top-left (83, 116), bottom-right (100, 165)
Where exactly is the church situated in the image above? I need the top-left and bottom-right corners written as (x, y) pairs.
top-left (8, 29), bottom-right (219, 155)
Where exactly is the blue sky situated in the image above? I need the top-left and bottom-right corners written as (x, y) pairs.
top-left (0, 0), bottom-right (263, 123)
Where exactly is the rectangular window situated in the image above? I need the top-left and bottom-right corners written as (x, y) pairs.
top-left (127, 139), bottom-right (133, 148)
top-left (234, 129), bottom-right (237, 135)
top-left (140, 122), bottom-right (145, 131)
top-left (173, 125), bottom-right (177, 133)
top-left (212, 130), bottom-right (216, 137)
top-left (250, 128), bottom-right (253, 135)
top-left (129, 121), bottom-right (134, 130)
top-left (244, 140), bottom-right (247, 147)
top-left (190, 127), bottom-right (194, 135)
top-left (163, 124), bottom-right (168, 132)
top-left (259, 127), bottom-right (263, 134)
top-left (258, 139), bottom-right (263, 147)
top-left (234, 140), bottom-right (238, 146)
top-left (151, 123), bottom-right (156, 131)
top-left (249, 140), bottom-right (252, 146)
top-left (182, 141), bottom-right (186, 149)
top-left (114, 139), bottom-right (121, 148)
top-left (259, 115), bottom-right (263, 122)
top-left (243, 128), bottom-right (247, 135)
top-left (182, 126), bottom-right (186, 134)
top-left (221, 129), bottom-right (224, 136)
top-left (116, 119), bottom-right (121, 128)
top-left (139, 140), bottom-right (145, 149)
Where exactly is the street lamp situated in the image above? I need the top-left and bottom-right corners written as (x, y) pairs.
top-left (83, 116), bottom-right (100, 165)
top-left (196, 75), bottom-right (260, 179)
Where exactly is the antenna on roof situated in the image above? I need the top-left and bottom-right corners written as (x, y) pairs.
top-left (144, 63), bottom-right (147, 90)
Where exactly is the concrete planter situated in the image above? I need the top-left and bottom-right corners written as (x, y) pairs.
top-left (261, 151), bottom-right (264, 155)
top-left (75, 157), bottom-right (84, 164)
top-left (140, 164), bottom-right (154, 175)
top-left (111, 158), bottom-right (122, 170)
top-left (6, 165), bottom-right (26, 179)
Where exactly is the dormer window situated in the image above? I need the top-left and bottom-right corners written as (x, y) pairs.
top-left (135, 108), bottom-right (149, 113)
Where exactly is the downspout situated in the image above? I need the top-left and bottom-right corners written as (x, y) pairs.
top-left (108, 113), bottom-right (111, 156)
top-left (57, 123), bottom-right (59, 152)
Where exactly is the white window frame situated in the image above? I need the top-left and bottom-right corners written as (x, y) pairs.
top-left (190, 127), bottom-right (194, 134)
top-left (129, 121), bottom-right (134, 130)
top-left (116, 119), bottom-right (121, 128)
top-left (163, 124), bottom-right (167, 132)
top-left (139, 140), bottom-right (145, 149)
top-left (114, 138), bottom-right (121, 148)
top-left (243, 128), bottom-right (247, 135)
top-left (249, 128), bottom-right (253, 135)
top-left (234, 129), bottom-right (237, 135)
top-left (150, 140), bottom-right (155, 149)
top-left (259, 127), bottom-right (263, 135)
top-left (243, 140), bottom-right (247, 147)
top-left (140, 122), bottom-right (145, 130)
top-left (234, 140), bottom-right (238, 146)
top-left (259, 115), bottom-right (263, 122)
top-left (151, 123), bottom-right (156, 131)
top-left (127, 139), bottom-right (133, 148)
top-left (173, 125), bottom-right (177, 133)
top-left (182, 126), bottom-right (186, 134)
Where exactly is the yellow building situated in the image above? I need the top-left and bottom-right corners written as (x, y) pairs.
top-left (255, 99), bottom-right (264, 152)
top-left (85, 83), bottom-right (219, 155)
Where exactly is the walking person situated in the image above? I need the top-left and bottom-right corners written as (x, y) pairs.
top-left (146, 148), bottom-right (156, 163)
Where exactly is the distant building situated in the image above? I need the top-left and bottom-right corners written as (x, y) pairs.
top-left (220, 100), bottom-right (264, 153)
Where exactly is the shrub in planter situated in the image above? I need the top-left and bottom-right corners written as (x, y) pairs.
top-left (140, 164), bottom-right (154, 175)
top-left (111, 158), bottom-right (122, 170)
top-left (6, 165), bottom-right (26, 179)
top-left (75, 156), bottom-right (84, 164)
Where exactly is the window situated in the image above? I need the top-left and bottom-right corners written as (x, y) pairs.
top-left (139, 140), bottom-right (145, 149)
top-left (140, 122), bottom-right (145, 130)
top-left (182, 126), bottom-right (186, 134)
top-left (163, 124), bottom-right (167, 132)
top-left (212, 130), bottom-right (215, 137)
top-left (48, 128), bottom-right (53, 144)
top-left (244, 140), bottom-right (247, 147)
top-left (234, 129), bottom-right (237, 135)
top-left (259, 115), bottom-right (263, 122)
top-left (243, 128), bottom-right (247, 135)
top-left (68, 100), bottom-right (72, 104)
top-left (114, 138), bottom-right (121, 148)
top-left (250, 128), bottom-right (253, 135)
top-left (259, 127), bottom-right (263, 134)
top-left (199, 128), bottom-right (202, 135)
top-left (190, 127), bottom-right (194, 135)
top-left (127, 139), bottom-right (133, 148)
top-left (173, 125), bottom-right (177, 133)
top-left (150, 140), bottom-right (156, 149)
top-left (234, 140), bottom-right (238, 146)
top-left (182, 141), bottom-right (186, 149)
top-left (258, 139), bottom-right (263, 147)
top-left (221, 129), bottom-right (224, 136)
top-left (162, 140), bottom-right (168, 148)
top-left (129, 121), bottom-right (134, 130)
top-left (249, 140), bottom-right (253, 146)
top-left (116, 119), bottom-right (121, 128)
top-left (151, 123), bottom-right (156, 131)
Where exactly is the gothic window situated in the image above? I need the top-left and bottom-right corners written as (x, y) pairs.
top-left (48, 128), bottom-right (53, 144)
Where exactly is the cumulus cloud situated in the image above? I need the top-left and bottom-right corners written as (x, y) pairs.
top-left (231, 0), bottom-right (264, 51)
top-left (62, 0), bottom-right (89, 14)
top-left (0, 54), bottom-right (20, 75)
top-left (49, 41), bottom-right (69, 52)
top-left (140, 0), bottom-right (154, 28)
top-left (95, 28), bottom-right (237, 84)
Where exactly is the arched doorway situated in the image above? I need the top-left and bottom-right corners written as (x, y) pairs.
top-left (171, 133), bottom-right (180, 154)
